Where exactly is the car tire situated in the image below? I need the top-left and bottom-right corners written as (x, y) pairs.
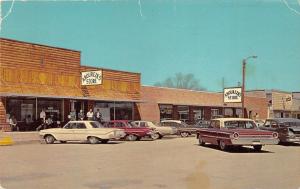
top-left (219, 140), bottom-right (227, 151)
top-left (180, 132), bottom-right (189, 138)
top-left (101, 139), bottom-right (109, 144)
top-left (253, 145), bottom-right (262, 151)
top-left (88, 136), bottom-right (99, 144)
top-left (45, 135), bottom-right (55, 144)
top-left (126, 134), bottom-right (138, 141)
top-left (151, 133), bottom-right (160, 140)
top-left (198, 136), bottom-right (205, 146)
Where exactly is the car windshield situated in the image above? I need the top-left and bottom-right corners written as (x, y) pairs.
top-left (90, 121), bottom-right (103, 128)
top-left (224, 121), bottom-right (256, 129)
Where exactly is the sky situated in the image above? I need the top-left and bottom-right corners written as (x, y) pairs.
top-left (1, 0), bottom-right (300, 92)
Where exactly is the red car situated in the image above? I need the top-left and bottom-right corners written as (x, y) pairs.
top-left (196, 118), bottom-right (279, 151)
top-left (103, 120), bottom-right (155, 141)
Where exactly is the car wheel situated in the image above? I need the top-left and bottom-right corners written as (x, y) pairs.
top-left (101, 139), bottom-right (109, 144)
top-left (198, 136), bottom-right (205, 146)
top-left (151, 133), bottom-right (160, 140)
top-left (253, 145), bottom-right (262, 151)
top-left (126, 134), bottom-right (138, 141)
top-left (88, 136), bottom-right (99, 144)
top-left (45, 135), bottom-right (55, 144)
top-left (180, 132), bottom-right (189, 138)
top-left (219, 140), bottom-right (227, 151)
top-left (60, 141), bottom-right (67, 144)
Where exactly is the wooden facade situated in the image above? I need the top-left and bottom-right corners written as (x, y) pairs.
top-left (0, 38), bottom-right (141, 131)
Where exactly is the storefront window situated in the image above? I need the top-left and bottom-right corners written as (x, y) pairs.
top-left (95, 102), bottom-right (133, 121)
top-left (7, 98), bottom-right (37, 122)
top-left (224, 108), bottom-right (233, 117)
top-left (159, 104), bottom-right (173, 120)
top-left (37, 99), bottom-right (62, 122)
top-left (178, 106), bottom-right (189, 122)
top-left (193, 107), bottom-right (203, 122)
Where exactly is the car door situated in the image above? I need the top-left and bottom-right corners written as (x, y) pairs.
top-left (59, 122), bottom-right (77, 141)
top-left (72, 123), bottom-right (88, 141)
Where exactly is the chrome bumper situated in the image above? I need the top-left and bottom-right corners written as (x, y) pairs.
top-left (231, 138), bottom-right (279, 145)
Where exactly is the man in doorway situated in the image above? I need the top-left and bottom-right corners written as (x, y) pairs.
top-left (86, 109), bottom-right (94, 120)
top-left (95, 109), bottom-right (102, 123)
top-left (78, 109), bottom-right (84, 120)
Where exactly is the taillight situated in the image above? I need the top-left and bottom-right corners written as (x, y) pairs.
top-left (272, 132), bottom-right (278, 138)
top-left (233, 132), bottom-right (239, 139)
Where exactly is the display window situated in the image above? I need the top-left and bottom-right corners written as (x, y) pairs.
top-left (159, 104), bottom-right (173, 120)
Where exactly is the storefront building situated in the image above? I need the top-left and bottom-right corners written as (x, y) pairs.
top-left (137, 86), bottom-right (269, 123)
top-left (0, 38), bottom-right (141, 131)
top-left (2, 38), bottom-right (294, 132)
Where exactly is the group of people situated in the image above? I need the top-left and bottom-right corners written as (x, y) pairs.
top-left (69, 109), bottom-right (103, 122)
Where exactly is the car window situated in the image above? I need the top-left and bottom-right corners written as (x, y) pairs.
top-left (64, 123), bottom-right (72, 129)
top-left (210, 120), bottom-right (220, 129)
top-left (76, 123), bottom-right (86, 129)
top-left (64, 122), bottom-right (76, 129)
top-left (90, 121), bottom-right (103, 128)
top-left (140, 122), bottom-right (146, 127)
top-left (264, 120), bottom-right (271, 127)
top-left (224, 121), bottom-right (255, 129)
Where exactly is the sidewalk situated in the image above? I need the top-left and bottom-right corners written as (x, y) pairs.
top-left (0, 131), bottom-right (40, 145)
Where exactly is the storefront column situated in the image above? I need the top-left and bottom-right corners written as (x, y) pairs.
top-left (172, 105), bottom-right (179, 120)
top-left (63, 99), bottom-right (70, 122)
top-left (189, 106), bottom-right (194, 123)
top-left (203, 107), bottom-right (211, 120)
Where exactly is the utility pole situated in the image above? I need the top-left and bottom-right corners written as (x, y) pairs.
top-left (241, 56), bottom-right (257, 118)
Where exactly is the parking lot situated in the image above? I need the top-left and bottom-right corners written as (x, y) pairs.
top-left (0, 137), bottom-right (300, 189)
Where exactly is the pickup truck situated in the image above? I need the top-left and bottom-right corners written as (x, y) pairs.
top-left (103, 120), bottom-right (155, 141)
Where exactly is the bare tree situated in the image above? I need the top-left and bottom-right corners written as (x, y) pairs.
top-left (154, 73), bottom-right (206, 91)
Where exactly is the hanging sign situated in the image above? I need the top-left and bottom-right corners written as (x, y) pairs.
top-left (224, 87), bottom-right (242, 103)
top-left (81, 70), bottom-right (102, 85)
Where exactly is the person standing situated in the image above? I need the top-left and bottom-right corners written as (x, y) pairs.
top-left (95, 109), bottom-right (102, 123)
top-left (40, 109), bottom-right (46, 124)
top-left (9, 115), bottom-right (19, 131)
top-left (86, 109), bottom-right (94, 120)
top-left (78, 109), bottom-right (84, 120)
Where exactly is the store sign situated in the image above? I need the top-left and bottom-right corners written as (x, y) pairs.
top-left (81, 70), bottom-right (102, 86)
top-left (224, 87), bottom-right (242, 103)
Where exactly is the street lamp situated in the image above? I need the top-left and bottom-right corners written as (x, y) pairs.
top-left (241, 55), bottom-right (257, 118)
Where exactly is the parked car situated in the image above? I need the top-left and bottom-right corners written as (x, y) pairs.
top-left (103, 120), bottom-right (155, 141)
top-left (196, 118), bottom-right (279, 151)
top-left (194, 120), bottom-right (211, 128)
top-left (131, 121), bottom-right (177, 139)
top-left (39, 121), bottom-right (126, 144)
top-left (160, 120), bottom-right (199, 137)
top-left (259, 118), bottom-right (300, 143)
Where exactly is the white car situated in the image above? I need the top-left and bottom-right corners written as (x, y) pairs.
top-left (131, 121), bottom-right (177, 139)
top-left (39, 121), bottom-right (126, 144)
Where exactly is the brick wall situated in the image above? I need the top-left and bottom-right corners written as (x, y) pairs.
top-left (0, 97), bottom-right (10, 131)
